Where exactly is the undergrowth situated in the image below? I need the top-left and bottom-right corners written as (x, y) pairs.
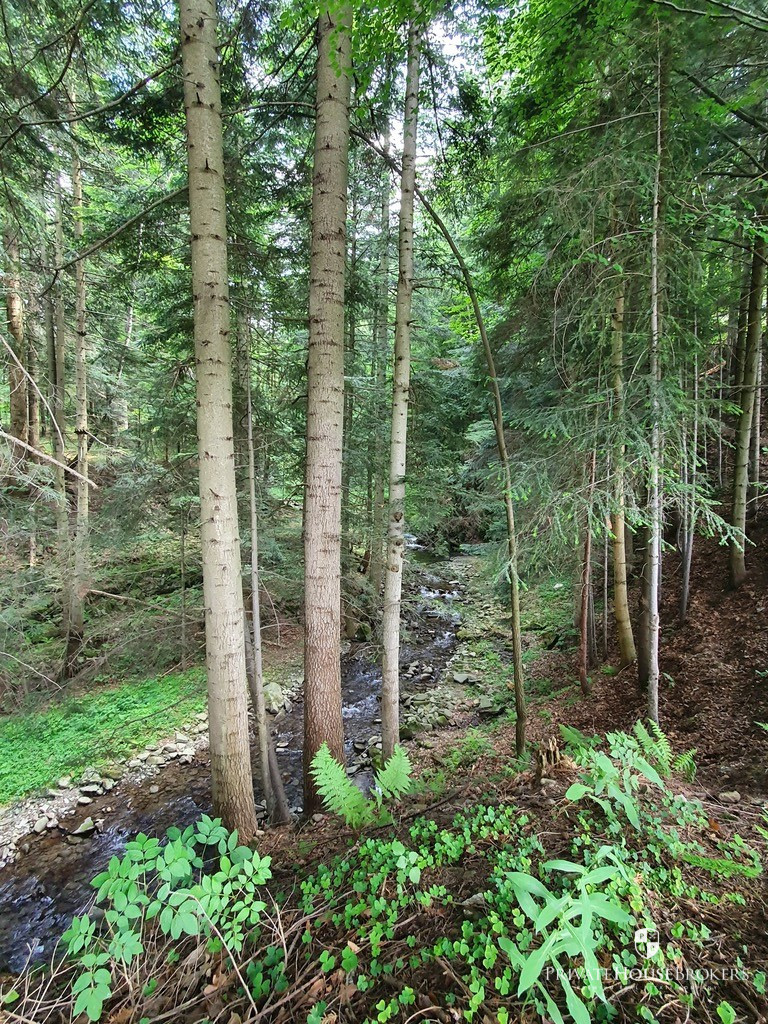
top-left (6, 724), bottom-right (766, 1024)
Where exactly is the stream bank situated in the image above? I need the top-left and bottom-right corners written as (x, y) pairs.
top-left (0, 556), bottom-right (476, 973)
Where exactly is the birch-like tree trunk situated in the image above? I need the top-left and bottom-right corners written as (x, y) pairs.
top-left (64, 120), bottom-right (91, 677)
top-left (180, 0), bottom-right (258, 837)
top-left (381, 17), bottom-right (421, 761)
top-left (369, 158), bottom-right (390, 600)
top-left (646, 33), bottom-right (667, 723)
top-left (303, 6), bottom-right (352, 810)
top-left (730, 231), bottom-right (766, 587)
top-left (3, 225), bottom-right (28, 452)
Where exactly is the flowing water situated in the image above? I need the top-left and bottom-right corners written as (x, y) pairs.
top-left (0, 559), bottom-right (464, 973)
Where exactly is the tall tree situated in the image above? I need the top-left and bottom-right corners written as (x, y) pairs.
top-left (64, 115), bottom-right (91, 678)
top-left (3, 224), bottom-right (28, 452)
top-left (730, 228), bottom-right (765, 587)
top-left (180, 0), bottom-right (258, 837)
top-left (303, 5), bottom-right (352, 810)
top-left (381, 17), bottom-right (421, 761)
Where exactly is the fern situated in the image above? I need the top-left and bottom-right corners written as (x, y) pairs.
top-left (558, 724), bottom-right (594, 751)
top-left (633, 720), bottom-right (672, 775)
top-left (374, 746), bottom-right (413, 803)
top-left (673, 749), bottom-right (697, 781)
top-left (680, 851), bottom-right (761, 879)
top-left (310, 743), bottom-right (413, 827)
top-left (310, 743), bottom-right (372, 828)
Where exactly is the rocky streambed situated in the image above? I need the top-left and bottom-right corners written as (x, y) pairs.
top-left (0, 557), bottom-right (478, 972)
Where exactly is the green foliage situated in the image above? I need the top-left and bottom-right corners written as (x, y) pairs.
top-left (310, 743), bottom-right (413, 828)
top-left (62, 816), bottom-right (273, 1021)
top-left (0, 668), bottom-right (206, 804)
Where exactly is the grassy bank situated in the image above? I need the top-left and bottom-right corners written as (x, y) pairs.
top-left (0, 668), bottom-right (207, 805)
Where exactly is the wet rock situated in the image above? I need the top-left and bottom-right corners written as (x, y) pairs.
top-left (353, 740), bottom-right (367, 753)
top-left (71, 817), bottom-right (97, 837)
top-left (719, 791), bottom-right (741, 804)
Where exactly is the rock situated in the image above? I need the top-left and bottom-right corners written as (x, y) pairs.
top-left (263, 682), bottom-right (285, 713)
top-left (353, 740), bottom-right (367, 753)
top-left (195, 723), bottom-right (207, 734)
top-left (77, 796), bottom-right (92, 806)
top-left (47, 818), bottom-right (59, 829)
top-left (80, 784), bottom-right (103, 796)
top-left (80, 767), bottom-right (101, 784)
top-left (147, 755), bottom-right (164, 765)
top-left (57, 776), bottom-right (72, 789)
top-left (149, 785), bottom-right (160, 794)
top-left (452, 672), bottom-right (470, 685)
top-left (47, 789), bottom-right (60, 798)
top-left (33, 817), bottom-right (48, 834)
top-left (102, 779), bottom-right (115, 792)
top-left (719, 791), bottom-right (741, 804)
top-left (72, 817), bottom-right (97, 837)
top-left (312, 813), bottom-right (325, 823)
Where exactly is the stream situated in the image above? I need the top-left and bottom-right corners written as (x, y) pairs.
top-left (0, 558), bottom-right (466, 973)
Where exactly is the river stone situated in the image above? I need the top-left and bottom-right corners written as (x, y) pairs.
top-left (263, 682), bottom-right (284, 713)
top-left (719, 791), bottom-right (741, 804)
top-left (102, 779), bottom-right (115, 792)
top-left (149, 785), bottom-right (159, 794)
top-left (72, 817), bottom-right (97, 837)
top-left (80, 784), bottom-right (103, 796)
top-left (46, 818), bottom-right (59, 829)
top-left (33, 817), bottom-right (48, 834)
top-left (453, 672), bottom-right (470, 684)
top-left (77, 796), bottom-right (93, 806)
top-left (57, 776), bottom-right (72, 789)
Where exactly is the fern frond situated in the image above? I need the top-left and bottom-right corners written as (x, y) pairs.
top-left (559, 724), bottom-right (593, 751)
top-left (672, 749), bottom-right (697, 781)
top-left (310, 743), bottom-right (371, 827)
top-left (633, 720), bottom-right (671, 775)
top-left (375, 746), bottom-right (413, 802)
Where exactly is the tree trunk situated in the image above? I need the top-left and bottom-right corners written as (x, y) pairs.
top-left (358, 132), bottom-right (527, 754)
top-left (3, 226), bottom-right (28, 452)
top-left (303, 6), bottom-right (352, 811)
top-left (578, 449), bottom-right (596, 695)
top-left (369, 156), bottom-right (390, 601)
top-left (610, 277), bottom-right (636, 666)
top-left (748, 333), bottom-right (762, 511)
top-left (180, 0), bottom-right (258, 838)
top-left (245, 360), bottom-right (290, 825)
top-left (730, 231), bottom-right (766, 587)
top-left (646, 33), bottom-right (667, 724)
top-left (64, 119), bottom-right (90, 678)
top-left (381, 18), bottom-right (421, 762)
top-left (680, 357), bottom-right (699, 622)
top-left (51, 173), bottom-right (70, 626)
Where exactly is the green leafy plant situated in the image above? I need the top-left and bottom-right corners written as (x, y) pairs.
top-left (310, 743), bottom-right (412, 827)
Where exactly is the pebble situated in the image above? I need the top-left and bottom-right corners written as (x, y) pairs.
top-left (719, 791), bottom-right (741, 804)
top-left (33, 817), bottom-right (48, 834)
top-left (149, 785), bottom-right (159, 794)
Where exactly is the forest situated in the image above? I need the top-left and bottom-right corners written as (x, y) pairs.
top-left (0, 0), bottom-right (767, 1020)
